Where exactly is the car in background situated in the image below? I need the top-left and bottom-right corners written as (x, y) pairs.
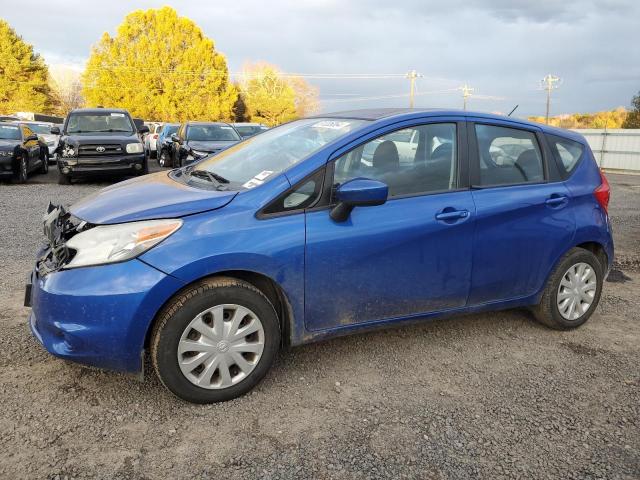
top-left (26, 109), bottom-right (613, 403)
top-left (0, 122), bottom-right (48, 182)
top-left (170, 122), bottom-right (240, 167)
top-left (143, 123), bottom-right (163, 158)
top-left (53, 108), bottom-right (149, 184)
top-left (232, 122), bottom-right (269, 139)
top-left (22, 121), bottom-right (60, 164)
top-left (156, 123), bottom-right (180, 168)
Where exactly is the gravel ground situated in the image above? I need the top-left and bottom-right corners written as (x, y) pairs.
top-left (0, 166), bottom-right (638, 479)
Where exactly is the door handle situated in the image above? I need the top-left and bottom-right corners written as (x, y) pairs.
top-left (545, 195), bottom-right (568, 206)
top-left (435, 209), bottom-right (469, 221)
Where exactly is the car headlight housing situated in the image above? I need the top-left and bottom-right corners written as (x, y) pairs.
top-left (65, 219), bottom-right (182, 268)
top-left (191, 149), bottom-right (208, 156)
top-left (126, 142), bottom-right (144, 154)
top-left (62, 145), bottom-right (76, 157)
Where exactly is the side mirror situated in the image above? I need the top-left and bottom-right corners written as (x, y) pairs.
top-left (170, 133), bottom-right (181, 144)
top-left (330, 178), bottom-right (388, 222)
top-left (25, 134), bottom-right (39, 142)
top-left (50, 126), bottom-right (60, 135)
top-left (138, 125), bottom-right (150, 135)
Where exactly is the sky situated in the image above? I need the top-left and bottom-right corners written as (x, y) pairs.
top-left (3, 0), bottom-right (639, 118)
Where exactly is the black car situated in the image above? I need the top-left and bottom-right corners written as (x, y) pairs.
top-left (0, 122), bottom-right (49, 183)
top-left (156, 123), bottom-right (180, 168)
top-left (53, 108), bottom-right (149, 185)
top-left (170, 122), bottom-right (240, 167)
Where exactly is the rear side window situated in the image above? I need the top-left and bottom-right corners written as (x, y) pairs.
top-left (547, 134), bottom-right (584, 177)
top-left (474, 124), bottom-right (544, 186)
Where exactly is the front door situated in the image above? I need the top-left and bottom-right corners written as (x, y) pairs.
top-left (304, 121), bottom-right (475, 331)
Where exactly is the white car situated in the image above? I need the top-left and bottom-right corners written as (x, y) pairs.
top-left (144, 123), bottom-right (163, 158)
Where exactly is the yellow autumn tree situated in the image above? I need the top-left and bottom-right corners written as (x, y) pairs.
top-left (239, 63), bottom-right (297, 126)
top-left (0, 19), bottom-right (54, 114)
top-left (82, 7), bottom-right (237, 122)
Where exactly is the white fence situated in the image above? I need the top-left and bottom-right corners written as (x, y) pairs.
top-left (573, 129), bottom-right (640, 174)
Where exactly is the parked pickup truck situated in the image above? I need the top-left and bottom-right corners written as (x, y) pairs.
top-left (53, 108), bottom-right (149, 185)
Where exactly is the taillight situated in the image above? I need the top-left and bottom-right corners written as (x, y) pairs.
top-left (594, 169), bottom-right (610, 214)
top-left (153, 134), bottom-right (158, 139)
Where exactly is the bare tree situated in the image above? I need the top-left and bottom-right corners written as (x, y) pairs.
top-left (49, 65), bottom-right (84, 115)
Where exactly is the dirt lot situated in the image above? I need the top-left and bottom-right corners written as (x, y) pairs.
top-left (0, 166), bottom-right (638, 479)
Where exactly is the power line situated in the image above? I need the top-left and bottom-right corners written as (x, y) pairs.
top-left (540, 74), bottom-right (562, 124)
top-left (320, 88), bottom-right (459, 104)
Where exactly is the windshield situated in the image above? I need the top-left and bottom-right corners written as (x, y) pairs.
top-left (193, 118), bottom-right (368, 187)
top-left (235, 126), bottom-right (265, 137)
top-left (66, 112), bottom-right (134, 134)
top-left (162, 125), bottom-right (179, 137)
top-left (27, 124), bottom-right (51, 134)
top-left (187, 125), bottom-right (240, 142)
top-left (0, 124), bottom-right (21, 140)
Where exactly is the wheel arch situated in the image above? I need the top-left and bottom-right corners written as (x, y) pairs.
top-left (143, 270), bottom-right (295, 352)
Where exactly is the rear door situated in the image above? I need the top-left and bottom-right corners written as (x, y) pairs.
top-left (467, 120), bottom-right (575, 305)
top-left (304, 119), bottom-right (475, 331)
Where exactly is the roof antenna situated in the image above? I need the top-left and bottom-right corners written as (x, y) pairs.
top-left (507, 105), bottom-right (519, 117)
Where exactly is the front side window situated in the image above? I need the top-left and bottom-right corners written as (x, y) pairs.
top-left (334, 123), bottom-right (457, 198)
top-left (547, 134), bottom-right (584, 177)
top-left (192, 118), bottom-right (368, 188)
top-left (186, 125), bottom-right (240, 142)
top-left (65, 112), bottom-right (134, 134)
top-left (474, 124), bottom-right (544, 186)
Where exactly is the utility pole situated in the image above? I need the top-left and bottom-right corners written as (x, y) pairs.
top-left (460, 84), bottom-right (475, 110)
top-left (406, 70), bottom-right (422, 108)
top-left (541, 74), bottom-right (561, 124)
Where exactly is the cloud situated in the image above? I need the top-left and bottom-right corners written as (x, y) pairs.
top-left (2, 0), bottom-right (639, 116)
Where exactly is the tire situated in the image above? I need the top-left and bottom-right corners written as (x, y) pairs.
top-left (140, 158), bottom-right (149, 175)
top-left (151, 277), bottom-right (281, 403)
top-left (14, 157), bottom-right (27, 184)
top-left (533, 248), bottom-right (604, 330)
top-left (40, 151), bottom-right (49, 174)
top-left (158, 149), bottom-right (169, 168)
top-left (58, 173), bottom-right (71, 185)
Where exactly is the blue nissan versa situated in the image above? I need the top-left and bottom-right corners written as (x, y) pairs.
top-left (26, 109), bottom-right (613, 403)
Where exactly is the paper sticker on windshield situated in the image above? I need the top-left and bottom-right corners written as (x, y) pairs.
top-left (220, 126), bottom-right (233, 130)
top-left (242, 179), bottom-right (264, 189)
top-left (312, 120), bottom-right (351, 130)
top-left (0, 125), bottom-right (18, 130)
top-left (242, 170), bottom-right (274, 189)
top-left (110, 113), bottom-right (125, 117)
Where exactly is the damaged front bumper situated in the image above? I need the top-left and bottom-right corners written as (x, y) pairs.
top-left (25, 204), bottom-right (184, 373)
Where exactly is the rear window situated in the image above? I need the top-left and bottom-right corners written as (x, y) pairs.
top-left (187, 125), bottom-right (240, 142)
top-left (547, 134), bottom-right (584, 177)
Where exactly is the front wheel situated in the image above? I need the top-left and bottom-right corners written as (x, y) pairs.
top-left (533, 248), bottom-right (604, 330)
top-left (14, 157), bottom-right (27, 183)
top-left (151, 277), bottom-right (280, 403)
top-left (158, 149), bottom-right (169, 167)
top-left (40, 151), bottom-right (49, 174)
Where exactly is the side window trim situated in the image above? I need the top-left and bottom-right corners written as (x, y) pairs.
top-left (329, 120), bottom-right (467, 201)
top-left (257, 166), bottom-right (328, 219)
top-left (468, 121), bottom-right (548, 189)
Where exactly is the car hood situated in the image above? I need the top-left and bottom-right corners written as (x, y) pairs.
top-left (0, 139), bottom-right (19, 149)
top-left (70, 171), bottom-right (238, 224)
top-left (39, 134), bottom-right (58, 143)
top-left (63, 133), bottom-right (139, 144)
top-left (187, 140), bottom-right (237, 152)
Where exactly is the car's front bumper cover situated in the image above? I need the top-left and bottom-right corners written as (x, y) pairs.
top-left (28, 259), bottom-right (184, 373)
top-left (57, 153), bottom-right (145, 176)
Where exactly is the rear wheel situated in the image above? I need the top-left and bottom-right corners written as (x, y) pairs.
top-left (533, 248), bottom-right (603, 330)
top-left (151, 277), bottom-right (280, 403)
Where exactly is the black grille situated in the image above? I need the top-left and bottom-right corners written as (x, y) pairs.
top-left (78, 144), bottom-right (123, 156)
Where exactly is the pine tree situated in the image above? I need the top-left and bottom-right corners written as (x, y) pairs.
top-left (0, 19), bottom-right (54, 114)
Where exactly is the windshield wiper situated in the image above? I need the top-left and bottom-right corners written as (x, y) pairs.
top-left (189, 169), bottom-right (230, 184)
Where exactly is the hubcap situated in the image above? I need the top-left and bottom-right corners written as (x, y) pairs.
top-left (557, 262), bottom-right (597, 320)
top-left (21, 159), bottom-right (27, 178)
top-left (177, 304), bottom-right (265, 389)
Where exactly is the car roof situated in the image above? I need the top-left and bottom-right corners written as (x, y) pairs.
top-left (186, 121), bottom-right (232, 126)
top-left (69, 108), bottom-right (130, 114)
top-left (315, 108), bottom-right (584, 142)
top-left (232, 122), bottom-right (265, 126)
